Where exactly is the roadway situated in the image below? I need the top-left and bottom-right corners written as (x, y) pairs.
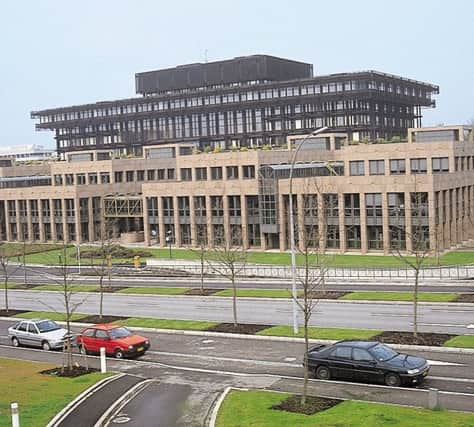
top-left (0, 318), bottom-right (473, 418)
top-left (5, 289), bottom-right (474, 334)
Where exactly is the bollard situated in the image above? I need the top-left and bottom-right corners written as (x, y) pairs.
top-left (11, 402), bottom-right (19, 427)
top-left (100, 347), bottom-right (107, 374)
top-left (428, 388), bottom-right (440, 410)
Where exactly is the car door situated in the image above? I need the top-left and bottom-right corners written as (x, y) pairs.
top-left (14, 321), bottom-right (29, 345)
top-left (80, 328), bottom-right (97, 352)
top-left (328, 346), bottom-right (354, 380)
top-left (27, 323), bottom-right (41, 348)
top-left (351, 348), bottom-right (380, 383)
top-left (94, 329), bottom-right (111, 354)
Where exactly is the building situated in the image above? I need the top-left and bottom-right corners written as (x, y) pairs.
top-left (0, 125), bottom-right (473, 255)
top-left (0, 144), bottom-right (56, 162)
top-left (30, 55), bottom-right (438, 159)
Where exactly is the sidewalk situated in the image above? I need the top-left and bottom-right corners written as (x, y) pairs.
top-left (55, 374), bottom-right (144, 427)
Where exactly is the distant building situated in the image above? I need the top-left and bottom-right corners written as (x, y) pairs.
top-left (0, 145), bottom-right (56, 162)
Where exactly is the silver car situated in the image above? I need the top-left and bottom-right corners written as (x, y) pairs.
top-left (8, 319), bottom-right (68, 351)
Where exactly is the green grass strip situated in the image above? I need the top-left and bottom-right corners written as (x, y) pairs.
top-left (341, 291), bottom-right (459, 302)
top-left (257, 326), bottom-right (381, 340)
top-left (213, 289), bottom-right (295, 298)
top-left (443, 335), bottom-right (474, 349)
top-left (117, 287), bottom-right (190, 295)
top-left (119, 317), bottom-right (218, 330)
top-left (216, 390), bottom-right (474, 427)
top-left (13, 311), bottom-right (87, 321)
top-left (33, 284), bottom-right (98, 292)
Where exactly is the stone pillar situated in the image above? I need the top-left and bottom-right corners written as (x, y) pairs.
top-left (88, 198), bottom-right (94, 242)
top-left (38, 200), bottom-right (45, 243)
top-left (405, 191), bottom-right (413, 253)
top-left (360, 193), bottom-right (368, 254)
top-left (338, 193), bottom-right (346, 253)
top-left (428, 191), bottom-right (437, 253)
top-left (61, 199), bottom-right (68, 243)
top-left (5, 202), bottom-right (11, 241)
top-left (50, 199), bottom-right (57, 242)
top-left (158, 197), bottom-right (165, 248)
top-left (173, 196), bottom-right (181, 247)
top-left (382, 192), bottom-right (390, 254)
top-left (15, 200), bottom-right (23, 242)
top-left (223, 195), bottom-right (230, 244)
top-left (143, 196), bottom-right (150, 246)
top-left (74, 198), bottom-right (81, 244)
top-left (240, 195), bottom-right (249, 250)
top-left (206, 195), bottom-right (213, 246)
top-left (189, 196), bottom-right (197, 247)
top-left (278, 194), bottom-right (286, 250)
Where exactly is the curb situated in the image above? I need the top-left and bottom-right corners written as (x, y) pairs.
top-left (2, 315), bottom-right (473, 355)
top-left (94, 378), bottom-right (156, 427)
top-left (46, 373), bottom-right (123, 427)
top-left (209, 386), bottom-right (235, 427)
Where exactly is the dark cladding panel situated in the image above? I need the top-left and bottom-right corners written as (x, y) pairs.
top-left (135, 55), bottom-right (313, 94)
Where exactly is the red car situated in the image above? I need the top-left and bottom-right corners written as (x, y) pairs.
top-left (78, 324), bottom-right (150, 359)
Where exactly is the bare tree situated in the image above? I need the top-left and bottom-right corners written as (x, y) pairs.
top-left (0, 243), bottom-right (21, 313)
top-left (391, 188), bottom-right (431, 339)
top-left (190, 224), bottom-right (208, 295)
top-left (208, 226), bottom-right (247, 327)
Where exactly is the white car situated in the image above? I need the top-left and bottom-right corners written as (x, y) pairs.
top-left (8, 319), bottom-right (69, 351)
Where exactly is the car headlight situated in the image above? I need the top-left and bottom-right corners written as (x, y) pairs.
top-left (128, 345), bottom-right (134, 349)
top-left (407, 368), bottom-right (420, 374)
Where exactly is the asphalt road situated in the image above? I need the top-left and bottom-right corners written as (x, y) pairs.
top-left (0, 318), bottom-right (473, 422)
top-left (5, 289), bottom-right (474, 334)
top-left (7, 264), bottom-right (474, 293)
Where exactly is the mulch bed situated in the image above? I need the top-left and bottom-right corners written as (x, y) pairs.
top-left (373, 331), bottom-right (455, 346)
top-left (308, 291), bottom-right (348, 299)
top-left (41, 366), bottom-right (98, 378)
top-left (75, 315), bottom-right (128, 324)
top-left (454, 293), bottom-right (474, 303)
top-left (206, 323), bottom-right (272, 334)
top-left (272, 395), bottom-right (342, 415)
top-left (92, 287), bottom-right (120, 293)
top-left (184, 288), bottom-right (224, 296)
top-left (0, 309), bottom-right (28, 317)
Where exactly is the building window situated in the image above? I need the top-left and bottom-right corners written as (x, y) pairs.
top-left (196, 167), bottom-right (207, 181)
top-left (76, 174), bottom-right (86, 185)
top-left (88, 173), bottom-right (98, 184)
top-left (162, 197), bottom-right (173, 217)
top-left (366, 193), bottom-right (382, 218)
top-left (228, 196), bottom-right (241, 217)
top-left (242, 165), bottom-right (255, 179)
top-left (211, 196), bottom-right (224, 217)
top-left (157, 169), bottom-right (165, 180)
top-left (126, 171), bottom-right (134, 182)
top-left (114, 171), bottom-right (123, 183)
top-left (137, 170), bottom-right (145, 181)
top-left (167, 169), bottom-right (175, 180)
top-left (100, 172), bottom-right (110, 184)
top-left (178, 197), bottom-right (190, 216)
top-left (410, 158), bottom-right (427, 174)
top-left (432, 157), bottom-right (449, 173)
top-left (226, 166), bottom-right (239, 180)
top-left (147, 169), bottom-right (156, 181)
top-left (54, 175), bottom-right (63, 186)
top-left (180, 168), bottom-right (192, 181)
top-left (344, 194), bottom-right (360, 217)
top-left (390, 159), bottom-right (406, 175)
top-left (369, 160), bottom-right (385, 175)
top-left (211, 167), bottom-right (223, 180)
top-left (65, 174), bottom-right (74, 185)
top-left (349, 161), bottom-right (365, 176)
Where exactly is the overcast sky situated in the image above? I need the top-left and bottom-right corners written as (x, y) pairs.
top-left (1, 0), bottom-right (473, 148)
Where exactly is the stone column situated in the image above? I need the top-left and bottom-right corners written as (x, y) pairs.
top-left (26, 201), bottom-right (33, 242)
top-left (15, 200), bottom-right (23, 242)
top-left (223, 195), bottom-right (230, 244)
top-left (38, 200), bottom-right (45, 243)
top-left (206, 195), bottom-right (213, 246)
top-left (158, 197), bottom-right (165, 248)
top-left (278, 194), bottom-right (286, 250)
top-left (50, 199), bottom-right (57, 242)
top-left (88, 198), bottom-right (94, 242)
top-left (173, 196), bottom-right (181, 247)
top-left (338, 193), bottom-right (346, 253)
top-left (382, 192), bottom-right (390, 254)
top-left (240, 195), bottom-right (248, 250)
top-left (5, 201), bottom-right (11, 241)
top-left (428, 191), bottom-right (437, 253)
top-left (189, 196), bottom-right (196, 247)
top-left (359, 193), bottom-right (368, 254)
top-left (61, 199), bottom-right (68, 243)
top-left (405, 191), bottom-right (413, 253)
top-left (143, 196), bottom-right (150, 246)
top-left (74, 198), bottom-right (81, 244)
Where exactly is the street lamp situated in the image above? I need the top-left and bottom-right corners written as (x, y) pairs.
top-left (289, 126), bottom-right (329, 334)
top-left (165, 230), bottom-right (173, 259)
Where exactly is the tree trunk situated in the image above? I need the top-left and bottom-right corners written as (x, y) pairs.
top-left (413, 269), bottom-right (419, 339)
top-left (231, 275), bottom-right (238, 327)
top-left (3, 279), bottom-right (8, 313)
top-left (200, 251), bottom-right (204, 294)
top-left (301, 310), bottom-right (309, 406)
top-left (99, 274), bottom-right (104, 319)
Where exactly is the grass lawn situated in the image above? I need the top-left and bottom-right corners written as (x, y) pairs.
top-left (33, 284), bottom-right (99, 292)
top-left (216, 389), bottom-right (474, 427)
top-left (213, 289), bottom-right (294, 298)
top-left (0, 357), bottom-right (109, 426)
top-left (341, 291), bottom-right (459, 302)
top-left (443, 335), bottom-right (474, 349)
top-left (117, 286), bottom-right (190, 295)
top-left (13, 311), bottom-right (87, 321)
top-left (119, 317), bottom-right (218, 330)
top-left (257, 326), bottom-right (381, 340)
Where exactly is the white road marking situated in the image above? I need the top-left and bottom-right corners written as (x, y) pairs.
top-left (202, 339), bottom-right (214, 344)
top-left (427, 359), bottom-right (465, 366)
top-left (467, 324), bottom-right (474, 329)
top-left (284, 357), bottom-right (296, 362)
top-left (418, 323), bottom-right (466, 328)
top-left (198, 347), bottom-right (215, 351)
top-left (371, 313), bottom-right (411, 317)
top-left (428, 376), bottom-right (474, 383)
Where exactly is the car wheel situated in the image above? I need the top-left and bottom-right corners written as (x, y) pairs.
top-left (114, 349), bottom-right (124, 359)
top-left (385, 372), bottom-right (401, 387)
top-left (315, 365), bottom-right (331, 380)
top-left (42, 341), bottom-right (51, 351)
top-left (12, 337), bottom-right (20, 347)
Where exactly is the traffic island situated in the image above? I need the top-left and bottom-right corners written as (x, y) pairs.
top-left (373, 331), bottom-right (455, 346)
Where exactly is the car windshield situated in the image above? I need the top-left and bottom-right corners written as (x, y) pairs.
top-left (36, 320), bottom-right (61, 333)
top-left (370, 344), bottom-right (398, 361)
top-left (109, 327), bottom-right (132, 339)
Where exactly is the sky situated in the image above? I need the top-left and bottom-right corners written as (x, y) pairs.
top-left (0, 0), bottom-right (473, 149)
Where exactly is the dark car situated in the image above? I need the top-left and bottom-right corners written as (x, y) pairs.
top-left (306, 340), bottom-right (429, 387)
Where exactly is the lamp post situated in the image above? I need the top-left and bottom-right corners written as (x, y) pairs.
top-left (289, 126), bottom-right (329, 334)
top-left (166, 230), bottom-right (173, 259)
